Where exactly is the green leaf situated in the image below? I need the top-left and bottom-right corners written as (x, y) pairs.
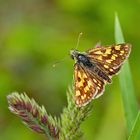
top-left (114, 14), bottom-right (138, 135)
top-left (128, 112), bottom-right (140, 140)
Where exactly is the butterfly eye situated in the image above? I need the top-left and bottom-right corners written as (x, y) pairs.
top-left (70, 49), bottom-right (79, 60)
top-left (70, 55), bottom-right (74, 59)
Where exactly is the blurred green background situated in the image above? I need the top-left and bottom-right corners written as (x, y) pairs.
top-left (0, 0), bottom-right (140, 140)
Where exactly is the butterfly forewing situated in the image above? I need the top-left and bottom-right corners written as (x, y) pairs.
top-left (87, 44), bottom-right (131, 75)
top-left (74, 63), bottom-right (104, 106)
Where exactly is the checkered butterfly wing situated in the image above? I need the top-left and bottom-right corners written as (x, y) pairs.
top-left (74, 63), bottom-right (105, 106)
top-left (87, 43), bottom-right (131, 76)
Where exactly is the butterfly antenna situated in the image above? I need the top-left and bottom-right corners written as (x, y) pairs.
top-left (52, 61), bottom-right (60, 68)
top-left (75, 32), bottom-right (83, 50)
top-left (53, 32), bottom-right (83, 67)
top-left (52, 56), bottom-right (68, 68)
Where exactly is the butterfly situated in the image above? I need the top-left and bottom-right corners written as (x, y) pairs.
top-left (70, 43), bottom-right (131, 107)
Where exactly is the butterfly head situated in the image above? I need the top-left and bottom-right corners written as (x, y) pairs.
top-left (70, 49), bottom-right (79, 60)
top-left (70, 49), bottom-right (87, 61)
top-left (70, 49), bottom-right (92, 67)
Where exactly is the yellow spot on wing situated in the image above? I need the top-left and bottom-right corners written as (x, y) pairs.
top-left (93, 79), bottom-right (97, 83)
top-left (103, 54), bottom-right (108, 57)
top-left (94, 51), bottom-right (103, 54)
top-left (104, 64), bottom-right (109, 69)
top-left (111, 55), bottom-right (116, 60)
top-left (106, 59), bottom-right (112, 63)
top-left (78, 72), bottom-right (82, 78)
top-left (88, 96), bottom-right (90, 99)
top-left (87, 80), bottom-right (93, 87)
top-left (81, 95), bottom-right (84, 100)
top-left (105, 48), bottom-right (111, 54)
top-left (113, 54), bottom-right (118, 57)
top-left (84, 86), bottom-right (89, 93)
top-left (76, 100), bottom-right (79, 105)
top-left (98, 83), bottom-right (101, 86)
top-left (120, 50), bottom-right (124, 54)
top-left (81, 94), bottom-right (86, 100)
top-left (75, 90), bottom-right (81, 96)
top-left (97, 56), bottom-right (102, 60)
top-left (78, 80), bottom-right (84, 87)
top-left (115, 45), bottom-right (121, 50)
top-left (84, 74), bottom-right (87, 78)
top-left (110, 68), bottom-right (114, 72)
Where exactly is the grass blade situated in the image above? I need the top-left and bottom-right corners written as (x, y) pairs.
top-left (128, 112), bottom-right (140, 140)
top-left (114, 14), bottom-right (138, 134)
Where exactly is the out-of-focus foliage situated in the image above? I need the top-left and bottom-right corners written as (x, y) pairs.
top-left (0, 0), bottom-right (140, 140)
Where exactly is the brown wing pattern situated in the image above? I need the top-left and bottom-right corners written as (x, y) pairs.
top-left (74, 63), bottom-right (105, 106)
top-left (87, 43), bottom-right (131, 75)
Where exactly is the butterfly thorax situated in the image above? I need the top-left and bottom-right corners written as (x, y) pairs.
top-left (70, 49), bottom-right (111, 83)
top-left (70, 50), bottom-right (91, 66)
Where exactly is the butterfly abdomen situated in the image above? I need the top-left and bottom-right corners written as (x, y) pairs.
top-left (89, 66), bottom-right (111, 83)
top-left (97, 69), bottom-right (111, 83)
